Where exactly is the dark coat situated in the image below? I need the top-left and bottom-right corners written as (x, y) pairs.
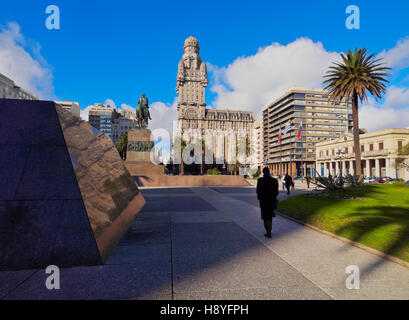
top-left (284, 175), bottom-right (292, 188)
top-left (256, 175), bottom-right (279, 220)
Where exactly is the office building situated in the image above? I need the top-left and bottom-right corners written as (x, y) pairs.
top-left (55, 100), bottom-right (81, 118)
top-left (262, 88), bottom-right (353, 176)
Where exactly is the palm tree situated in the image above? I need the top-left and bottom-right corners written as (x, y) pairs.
top-left (116, 132), bottom-right (128, 160)
top-left (323, 48), bottom-right (390, 177)
top-left (173, 136), bottom-right (186, 175)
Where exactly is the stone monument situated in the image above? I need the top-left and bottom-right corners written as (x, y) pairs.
top-left (125, 93), bottom-right (164, 176)
top-left (0, 99), bottom-right (145, 270)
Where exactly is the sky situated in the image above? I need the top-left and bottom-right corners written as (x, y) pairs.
top-left (1, 0), bottom-right (409, 133)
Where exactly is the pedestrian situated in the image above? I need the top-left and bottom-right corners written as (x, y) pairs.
top-left (256, 167), bottom-right (279, 238)
top-left (284, 173), bottom-right (292, 195)
top-left (292, 176), bottom-right (295, 190)
top-left (281, 175), bottom-right (286, 190)
top-left (306, 175), bottom-right (311, 189)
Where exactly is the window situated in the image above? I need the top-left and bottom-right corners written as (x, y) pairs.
top-left (293, 93), bottom-right (305, 99)
top-left (326, 150), bottom-right (329, 156)
top-left (379, 142), bottom-right (384, 150)
top-left (361, 145), bottom-right (364, 152)
top-left (369, 144), bottom-right (374, 151)
top-left (332, 149), bottom-right (335, 155)
top-left (398, 141), bottom-right (403, 152)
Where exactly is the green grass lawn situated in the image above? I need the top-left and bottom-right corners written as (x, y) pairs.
top-left (278, 184), bottom-right (409, 262)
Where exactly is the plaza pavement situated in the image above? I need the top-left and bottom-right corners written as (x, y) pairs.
top-left (1, 184), bottom-right (409, 300)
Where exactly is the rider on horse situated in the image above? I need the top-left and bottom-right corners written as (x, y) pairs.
top-left (136, 93), bottom-right (151, 128)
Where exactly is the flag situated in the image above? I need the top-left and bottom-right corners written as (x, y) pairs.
top-left (278, 123), bottom-right (282, 144)
top-left (297, 122), bottom-right (303, 139)
top-left (282, 120), bottom-right (292, 135)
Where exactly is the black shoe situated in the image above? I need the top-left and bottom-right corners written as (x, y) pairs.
top-left (264, 233), bottom-right (272, 238)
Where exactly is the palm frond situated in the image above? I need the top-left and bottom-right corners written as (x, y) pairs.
top-left (323, 48), bottom-right (390, 104)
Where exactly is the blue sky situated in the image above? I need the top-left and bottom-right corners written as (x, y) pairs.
top-left (1, 0), bottom-right (409, 131)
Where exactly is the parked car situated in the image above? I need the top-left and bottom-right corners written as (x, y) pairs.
top-left (363, 177), bottom-right (375, 183)
top-left (404, 181), bottom-right (409, 185)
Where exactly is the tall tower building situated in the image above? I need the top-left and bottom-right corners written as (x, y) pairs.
top-left (176, 36), bottom-right (254, 143)
top-left (176, 36), bottom-right (208, 115)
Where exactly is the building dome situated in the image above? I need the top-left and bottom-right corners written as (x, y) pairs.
top-left (184, 36), bottom-right (199, 49)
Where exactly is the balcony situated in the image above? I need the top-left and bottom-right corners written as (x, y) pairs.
top-left (362, 149), bottom-right (389, 157)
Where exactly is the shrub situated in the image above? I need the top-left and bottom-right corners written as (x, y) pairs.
top-left (312, 174), bottom-right (345, 191)
top-left (344, 174), bottom-right (365, 186)
top-left (253, 168), bottom-right (261, 178)
top-left (206, 168), bottom-right (221, 175)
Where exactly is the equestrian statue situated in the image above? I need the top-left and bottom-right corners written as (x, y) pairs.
top-left (136, 93), bottom-right (151, 128)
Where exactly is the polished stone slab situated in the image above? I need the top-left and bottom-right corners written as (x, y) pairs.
top-left (0, 269), bottom-right (38, 299)
top-left (0, 145), bottom-right (31, 200)
top-left (0, 100), bottom-right (145, 271)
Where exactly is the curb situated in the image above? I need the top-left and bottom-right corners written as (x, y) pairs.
top-left (275, 210), bottom-right (409, 270)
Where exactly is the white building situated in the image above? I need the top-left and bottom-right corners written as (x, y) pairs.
top-left (316, 128), bottom-right (409, 180)
top-left (111, 111), bottom-right (137, 145)
top-left (55, 101), bottom-right (81, 118)
top-left (251, 120), bottom-right (264, 169)
top-left (0, 73), bottom-right (38, 100)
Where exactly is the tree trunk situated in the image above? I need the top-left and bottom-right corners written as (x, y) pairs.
top-left (352, 93), bottom-right (362, 177)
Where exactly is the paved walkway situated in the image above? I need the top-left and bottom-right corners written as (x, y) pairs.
top-left (2, 186), bottom-right (409, 299)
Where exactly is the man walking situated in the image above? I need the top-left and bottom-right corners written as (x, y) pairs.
top-left (256, 167), bottom-right (279, 238)
top-left (281, 175), bottom-right (285, 190)
top-left (284, 173), bottom-right (292, 195)
top-left (306, 175), bottom-right (311, 189)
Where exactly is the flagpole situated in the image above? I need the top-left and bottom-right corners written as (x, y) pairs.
top-left (278, 123), bottom-right (282, 177)
top-left (290, 127), bottom-right (292, 177)
top-left (300, 123), bottom-right (303, 178)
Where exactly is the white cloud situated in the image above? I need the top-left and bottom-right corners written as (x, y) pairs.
top-left (358, 86), bottom-right (409, 132)
top-left (208, 38), bottom-right (340, 119)
top-left (384, 86), bottom-right (409, 108)
top-left (0, 22), bottom-right (54, 99)
top-left (378, 37), bottom-right (409, 70)
top-left (80, 105), bottom-right (92, 121)
top-left (359, 98), bottom-right (409, 132)
top-left (208, 36), bottom-right (409, 132)
top-left (104, 98), bottom-right (116, 108)
top-left (80, 98), bottom-right (178, 136)
top-left (149, 98), bottom-right (178, 135)
top-left (121, 103), bottom-right (135, 112)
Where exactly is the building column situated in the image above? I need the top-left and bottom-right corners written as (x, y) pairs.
top-left (390, 158), bottom-right (397, 178)
top-left (342, 161), bottom-right (347, 176)
top-left (385, 158), bottom-right (390, 177)
top-left (316, 162), bottom-right (321, 177)
top-left (365, 159), bottom-right (371, 177)
top-left (335, 161), bottom-right (340, 176)
top-left (349, 160), bottom-right (354, 176)
top-left (375, 158), bottom-right (381, 177)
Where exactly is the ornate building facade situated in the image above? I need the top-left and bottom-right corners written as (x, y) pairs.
top-left (176, 36), bottom-right (255, 166)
